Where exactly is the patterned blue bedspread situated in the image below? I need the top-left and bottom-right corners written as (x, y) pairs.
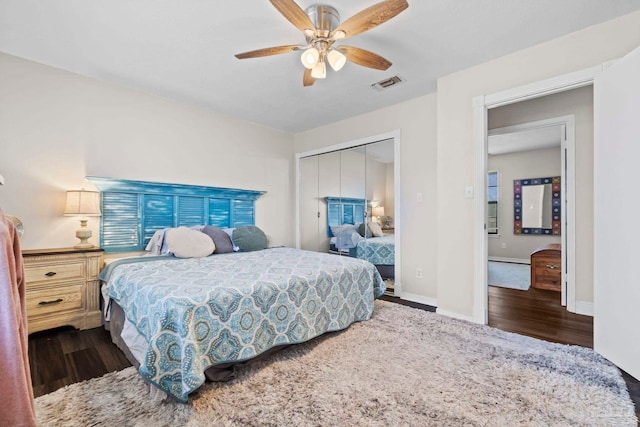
top-left (353, 235), bottom-right (395, 265)
top-left (101, 247), bottom-right (385, 402)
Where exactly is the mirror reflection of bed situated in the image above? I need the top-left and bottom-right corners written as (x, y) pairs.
top-left (298, 139), bottom-right (396, 295)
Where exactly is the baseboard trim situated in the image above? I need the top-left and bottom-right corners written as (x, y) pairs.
top-left (575, 300), bottom-right (594, 317)
top-left (488, 256), bottom-right (530, 264)
top-left (435, 308), bottom-right (476, 323)
top-left (398, 292), bottom-right (438, 309)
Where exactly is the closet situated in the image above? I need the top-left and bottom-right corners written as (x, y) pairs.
top-left (298, 139), bottom-right (396, 282)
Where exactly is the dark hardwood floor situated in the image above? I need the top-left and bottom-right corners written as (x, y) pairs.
top-left (488, 285), bottom-right (593, 347)
top-left (29, 326), bottom-right (131, 398)
top-left (28, 293), bottom-right (639, 423)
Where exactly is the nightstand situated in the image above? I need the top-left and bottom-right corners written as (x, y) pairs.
top-left (382, 228), bottom-right (395, 235)
top-left (22, 247), bottom-right (104, 334)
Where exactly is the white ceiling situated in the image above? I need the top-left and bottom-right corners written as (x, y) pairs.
top-left (1, 0), bottom-right (640, 133)
top-left (488, 126), bottom-right (561, 155)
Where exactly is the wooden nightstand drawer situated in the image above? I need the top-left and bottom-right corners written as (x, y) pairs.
top-left (25, 283), bottom-right (85, 318)
top-left (24, 261), bottom-right (85, 285)
top-left (22, 247), bottom-right (104, 334)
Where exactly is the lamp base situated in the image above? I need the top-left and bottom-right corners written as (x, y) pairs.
top-left (74, 242), bottom-right (96, 249)
top-left (74, 219), bottom-right (95, 249)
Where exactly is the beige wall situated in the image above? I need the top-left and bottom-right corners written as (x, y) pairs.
top-left (437, 10), bottom-right (640, 318)
top-left (489, 86), bottom-right (594, 303)
top-left (0, 53), bottom-right (294, 250)
top-left (294, 94), bottom-right (438, 303)
top-left (487, 147), bottom-right (562, 260)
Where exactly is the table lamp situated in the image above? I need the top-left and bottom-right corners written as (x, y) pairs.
top-left (372, 206), bottom-right (385, 224)
top-left (64, 190), bottom-right (101, 249)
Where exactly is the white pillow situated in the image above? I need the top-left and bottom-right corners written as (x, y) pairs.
top-left (330, 224), bottom-right (358, 237)
top-left (166, 227), bottom-right (215, 258)
top-left (368, 221), bottom-right (384, 237)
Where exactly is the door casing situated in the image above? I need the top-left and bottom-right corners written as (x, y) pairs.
top-left (472, 63), bottom-right (609, 324)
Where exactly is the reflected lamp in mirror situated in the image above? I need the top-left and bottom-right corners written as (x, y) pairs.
top-left (64, 189), bottom-right (101, 248)
top-left (372, 206), bottom-right (385, 224)
top-left (514, 177), bottom-right (561, 235)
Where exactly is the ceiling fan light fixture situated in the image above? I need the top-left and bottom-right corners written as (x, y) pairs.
top-left (327, 49), bottom-right (346, 71)
top-left (301, 47), bottom-right (320, 69)
top-left (311, 60), bottom-right (326, 79)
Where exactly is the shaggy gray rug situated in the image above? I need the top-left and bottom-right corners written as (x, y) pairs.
top-left (488, 261), bottom-right (531, 290)
top-left (35, 300), bottom-right (636, 426)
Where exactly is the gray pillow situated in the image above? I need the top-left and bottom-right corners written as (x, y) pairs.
top-left (358, 222), bottom-right (373, 238)
top-left (232, 226), bottom-right (268, 252)
top-left (201, 226), bottom-right (235, 254)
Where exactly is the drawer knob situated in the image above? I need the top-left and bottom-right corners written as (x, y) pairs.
top-left (38, 298), bottom-right (63, 305)
top-left (546, 264), bottom-right (558, 269)
top-left (45, 271), bottom-right (57, 277)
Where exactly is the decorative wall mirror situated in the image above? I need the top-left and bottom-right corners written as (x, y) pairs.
top-left (514, 176), bottom-right (561, 235)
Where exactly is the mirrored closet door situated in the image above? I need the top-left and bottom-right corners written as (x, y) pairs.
top-left (298, 139), bottom-right (396, 291)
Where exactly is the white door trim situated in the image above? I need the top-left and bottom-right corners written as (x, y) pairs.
top-left (472, 64), bottom-right (606, 324)
top-left (295, 129), bottom-right (403, 296)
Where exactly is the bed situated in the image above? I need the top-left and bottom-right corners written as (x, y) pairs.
top-left (91, 178), bottom-right (385, 402)
top-left (325, 197), bottom-right (395, 279)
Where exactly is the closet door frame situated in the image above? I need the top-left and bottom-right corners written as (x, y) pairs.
top-left (295, 129), bottom-right (402, 295)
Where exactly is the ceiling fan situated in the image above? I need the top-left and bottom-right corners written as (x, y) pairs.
top-left (235, 0), bottom-right (409, 86)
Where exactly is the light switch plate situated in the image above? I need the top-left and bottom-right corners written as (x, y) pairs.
top-left (464, 186), bottom-right (474, 199)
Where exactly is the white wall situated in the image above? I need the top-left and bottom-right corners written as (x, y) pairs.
top-left (0, 53), bottom-right (294, 250)
top-left (294, 94), bottom-right (438, 305)
top-left (437, 10), bottom-right (640, 318)
top-left (488, 147), bottom-right (561, 260)
top-left (488, 86), bottom-right (594, 303)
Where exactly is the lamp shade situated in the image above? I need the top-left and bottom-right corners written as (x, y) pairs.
top-left (372, 206), bottom-right (385, 217)
top-left (64, 190), bottom-right (101, 216)
top-left (327, 49), bottom-right (346, 71)
top-left (301, 47), bottom-right (319, 69)
top-left (311, 60), bottom-right (326, 79)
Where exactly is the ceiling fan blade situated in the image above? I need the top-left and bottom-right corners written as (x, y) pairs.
top-left (269, 0), bottom-right (316, 33)
top-left (339, 46), bottom-right (392, 70)
top-left (303, 68), bottom-right (316, 86)
top-left (334, 0), bottom-right (408, 39)
top-left (235, 45), bottom-right (303, 59)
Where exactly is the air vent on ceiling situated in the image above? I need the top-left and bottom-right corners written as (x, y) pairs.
top-left (371, 76), bottom-right (404, 91)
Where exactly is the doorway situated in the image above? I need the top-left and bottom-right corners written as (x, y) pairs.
top-left (482, 111), bottom-right (595, 346)
top-left (472, 70), bottom-right (600, 339)
top-left (486, 116), bottom-right (572, 306)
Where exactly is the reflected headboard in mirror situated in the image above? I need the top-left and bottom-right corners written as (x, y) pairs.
top-left (325, 197), bottom-right (366, 237)
top-left (87, 176), bottom-right (265, 252)
top-left (514, 176), bottom-right (561, 235)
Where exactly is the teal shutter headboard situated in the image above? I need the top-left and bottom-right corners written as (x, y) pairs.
top-left (325, 197), bottom-right (366, 237)
top-left (87, 177), bottom-right (265, 253)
